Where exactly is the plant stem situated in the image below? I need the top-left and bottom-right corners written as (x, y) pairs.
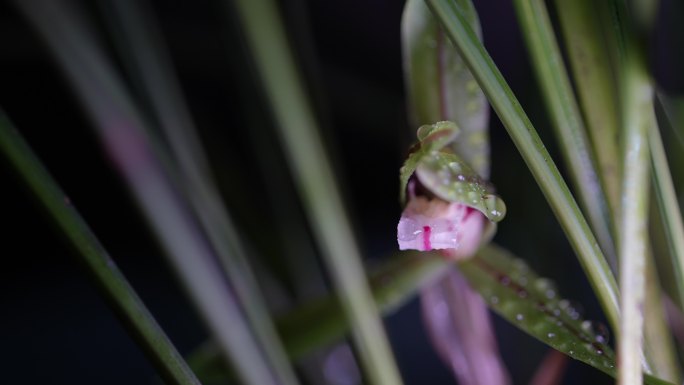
top-left (425, 0), bottom-right (620, 332)
top-left (0, 113), bottom-right (201, 385)
top-left (231, 0), bottom-right (404, 384)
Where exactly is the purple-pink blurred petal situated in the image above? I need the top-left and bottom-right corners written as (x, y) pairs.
top-left (529, 350), bottom-right (568, 385)
top-left (421, 269), bottom-right (510, 385)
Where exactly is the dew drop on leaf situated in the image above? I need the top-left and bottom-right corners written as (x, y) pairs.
top-left (559, 299), bottom-right (584, 320)
top-left (533, 278), bottom-right (558, 299)
top-left (483, 194), bottom-right (506, 222)
top-left (581, 320), bottom-right (610, 344)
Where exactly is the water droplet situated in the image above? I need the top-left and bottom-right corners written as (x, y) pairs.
top-left (448, 162), bottom-right (462, 173)
top-left (512, 259), bottom-right (530, 272)
top-left (467, 191), bottom-right (480, 205)
top-left (568, 350), bottom-right (575, 356)
top-left (547, 332), bottom-right (556, 339)
top-left (490, 296), bottom-right (499, 305)
top-left (534, 278), bottom-right (558, 299)
top-left (516, 314), bottom-right (524, 321)
top-left (483, 194), bottom-right (506, 222)
top-left (582, 320), bottom-right (610, 344)
top-left (559, 299), bottom-right (584, 320)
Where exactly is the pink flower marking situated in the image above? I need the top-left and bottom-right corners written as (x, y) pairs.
top-left (397, 195), bottom-right (484, 259)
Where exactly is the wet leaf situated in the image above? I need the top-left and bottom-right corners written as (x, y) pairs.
top-left (399, 121), bottom-right (460, 204)
top-left (398, 121), bottom-right (505, 222)
top-left (415, 152), bottom-right (506, 222)
top-left (459, 245), bottom-right (675, 385)
top-left (459, 245), bottom-right (617, 376)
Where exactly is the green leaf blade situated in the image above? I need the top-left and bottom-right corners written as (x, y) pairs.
top-left (0, 113), bottom-right (201, 385)
top-left (460, 245), bottom-right (616, 376)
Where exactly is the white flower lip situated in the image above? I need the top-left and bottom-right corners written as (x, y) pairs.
top-left (397, 195), bottom-right (484, 258)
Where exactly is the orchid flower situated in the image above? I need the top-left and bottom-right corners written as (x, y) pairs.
top-left (396, 121), bottom-right (505, 260)
top-left (397, 186), bottom-right (484, 259)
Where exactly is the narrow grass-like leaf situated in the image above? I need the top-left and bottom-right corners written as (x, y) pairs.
top-left (656, 94), bottom-right (684, 197)
top-left (425, 0), bottom-right (620, 332)
top-left (459, 245), bottom-right (673, 385)
top-left (97, 3), bottom-right (300, 384)
top-left (608, 0), bottom-right (653, 381)
top-left (0, 113), bottom-right (201, 385)
top-left (649, 111), bottom-right (684, 314)
top-left (186, 251), bottom-right (452, 381)
top-left (231, 0), bottom-right (404, 383)
top-left (618, 84), bottom-right (650, 385)
top-left (12, 2), bottom-right (285, 384)
top-left (643, 245), bottom-right (682, 383)
top-left (513, 0), bottom-right (616, 269)
top-left (553, 0), bottom-right (622, 224)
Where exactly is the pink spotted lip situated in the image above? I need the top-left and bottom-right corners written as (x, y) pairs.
top-left (397, 195), bottom-right (484, 259)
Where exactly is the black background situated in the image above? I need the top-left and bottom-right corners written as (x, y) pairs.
top-left (1, 0), bottom-right (683, 384)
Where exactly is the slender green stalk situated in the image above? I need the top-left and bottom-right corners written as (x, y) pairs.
top-left (0, 113), bottom-right (201, 385)
top-left (513, 0), bottom-right (616, 271)
top-left (649, 115), bottom-right (684, 313)
top-left (617, 62), bottom-right (651, 385)
top-left (603, 0), bottom-right (656, 382)
top-left (231, 1), bottom-right (404, 384)
top-left (553, 0), bottom-right (622, 224)
top-left (98, 3), bottom-right (300, 384)
top-left (12, 2), bottom-right (285, 384)
top-left (425, 0), bottom-right (620, 332)
top-left (643, 244), bottom-right (681, 383)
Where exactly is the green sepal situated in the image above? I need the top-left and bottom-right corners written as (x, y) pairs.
top-left (399, 121), bottom-right (506, 222)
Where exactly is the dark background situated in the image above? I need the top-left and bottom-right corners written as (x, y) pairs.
top-left (1, 0), bottom-right (683, 384)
